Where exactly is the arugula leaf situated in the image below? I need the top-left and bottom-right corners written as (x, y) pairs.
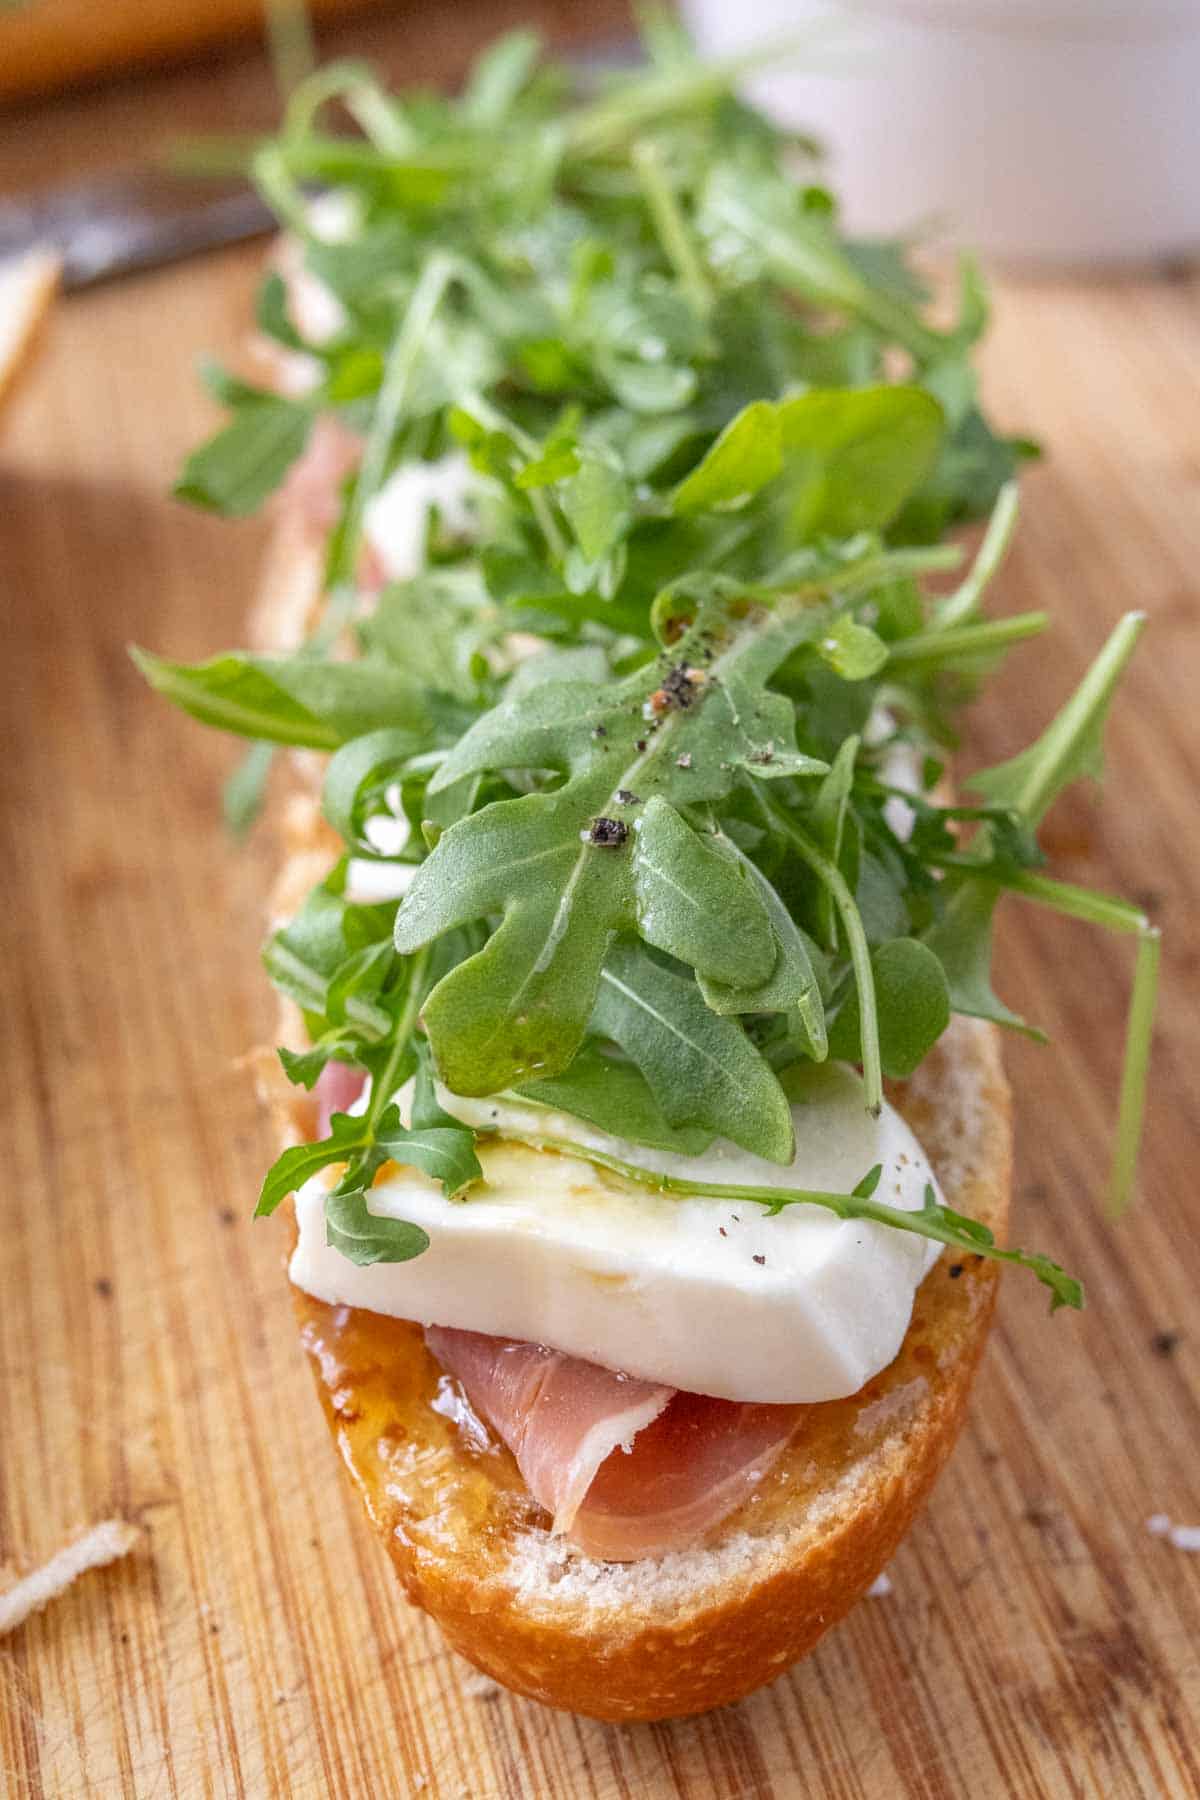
top-left (970, 611), bottom-right (1145, 825)
top-left (255, 269), bottom-right (310, 353)
top-left (324, 1184), bottom-right (430, 1265)
top-left (393, 587), bottom-right (829, 1096)
top-left (142, 23), bottom-right (1157, 1260)
top-left (697, 837), bottom-right (827, 1058)
top-left (591, 939), bottom-right (794, 1163)
top-left (695, 161), bottom-right (943, 361)
top-left (461, 28), bottom-right (542, 125)
top-left (325, 939), bottom-right (395, 1026)
top-left (517, 1041), bottom-right (717, 1155)
top-left (826, 936), bottom-right (950, 1078)
top-left (922, 879), bottom-right (1045, 1040)
top-left (264, 882), bottom-right (394, 1039)
top-left (559, 445), bottom-right (631, 562)
top-left (374, 1112), bottom-right (481, 1199)
top-left (671, 386), bottom-right (943, 536)
top-left (632, 796), bottom-right (774, 986)
top-left (672, 400), bottom-right (781, 513)
top-left (132, 648), bottom-right (434, 749)
top-left (775, 386), bottom-right (944, 538)
top-left (816, 613), bottom-right (889, 681)
top-left (374, 1051), bottom-right (483, 1199)
top-left (174, 393), bottom-right (315, 516)
top-left (256, 1109), bottom-right (370, 1217)
top-left (222, 740), bottom-right (275, 835)
top-left (278, 1036), bottom-right (362, 1088)
top-left (322, 725), bottom-right (428, 844)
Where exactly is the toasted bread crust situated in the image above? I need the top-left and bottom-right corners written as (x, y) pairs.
top-left (253, 508), bottom-right (1012, 1720)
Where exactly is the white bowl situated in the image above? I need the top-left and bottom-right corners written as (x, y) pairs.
top-left (682, 0), bottom-right (1200, 266)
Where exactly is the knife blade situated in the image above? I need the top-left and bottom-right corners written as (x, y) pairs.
top-left (0, 168), bottom-right (276, 290)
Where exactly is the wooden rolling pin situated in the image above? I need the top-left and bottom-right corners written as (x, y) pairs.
top-left (0, 0), bottom-right (384, 105)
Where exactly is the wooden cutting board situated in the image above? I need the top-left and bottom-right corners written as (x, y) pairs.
top-left (2, 161), bottom-right (1199, 1800)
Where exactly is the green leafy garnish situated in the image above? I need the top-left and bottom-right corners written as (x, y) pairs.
top-left (392, 584), bottom-right (832, 1118)
top-left (135, 19), bottom-right (1156, 1299)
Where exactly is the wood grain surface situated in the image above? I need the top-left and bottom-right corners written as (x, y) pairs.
top-left (2, 38), bottom-right (1199, 1800)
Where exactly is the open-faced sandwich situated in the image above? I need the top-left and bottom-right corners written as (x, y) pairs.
top-left (136, 22), bottom-right (1159, 1720)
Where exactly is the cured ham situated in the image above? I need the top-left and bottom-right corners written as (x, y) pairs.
top-left (425, 1325), bottom-right (803, 1562)
top-left (276, 416), bottom-right (388, 592)
top-left (313, 1060), bottom-right (367, 1137)
top-left (567, 1390), bottom-right (804, 1562)
top-left (425, 1328), bottom-right (673, 1536)
top-left (280, 415), bottom-right (361, 535)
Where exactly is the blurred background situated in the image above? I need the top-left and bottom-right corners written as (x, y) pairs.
top-left (2, 0), bottom-right (1198, 278)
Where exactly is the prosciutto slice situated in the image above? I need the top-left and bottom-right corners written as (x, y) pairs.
top-left (426, 1325), bottom-right (803, 1562)
top-left (277, 417), bottom-right (387, 592)
top-left (313, 1060), bottom-right (367, 1137)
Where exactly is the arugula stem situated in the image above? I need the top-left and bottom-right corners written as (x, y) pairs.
top-left (324, 254), bottom-right (457, 601)
top-left (283, 60), bottom-right (371, 137)
top-left (366, 946), bottom-right (431, 1132)
top-left (984, 869), bottom-right (1151, 936)
top-left (759, 541), bottom-right (961, 599)
top-left (457, 390), bottom-right (567, 558)
top-left (566, 33), bottom-right (839, 157)
top-left (979, 868), bottom-right (1160, 1219)
top-left (1109, 927), bottom-right (1160, 1218)
top-left (759, 796), bottom-right (882, 1114)
top-left (921, 865), bottom-right (1157, 1214)
top-left (886, 611), bottom-right (1048, 669)
top-left (632, 138), bottom-right (714, 317)
top-left (250, 143), bottom-right (312, 238)
top-left (527, 489), bottom-right (569, 563)
top-left (264, 942), bottom-right (393, 1038)
top-left (282, 60), bottom-right (415, 155)
top-left (934, 480), bottom-right (1019, 630)
top-left (265, 0), bottom-right (317, 102)
top-left (472, 1127), bottom-right (1081, 1309)
top-left (1012, 610), bottom-right (1146, 823)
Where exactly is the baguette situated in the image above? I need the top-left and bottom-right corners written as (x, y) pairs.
top-left (258, 769), bottom-right (1010, 1722)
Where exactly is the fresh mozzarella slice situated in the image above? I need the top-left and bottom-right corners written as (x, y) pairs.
top-left (342, 858), bottom-right (419, 905)
top-left (290, 1062), bottom-right (945, 1404)
top-left (362, 796), bottom-right (410, 857)
top-left (362, 454), bottom-right (476, 583)
top-left (865, 702), bottom-right (928, 842)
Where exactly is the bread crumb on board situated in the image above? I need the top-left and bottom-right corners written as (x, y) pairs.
top-left (0, 1520), bottom-right (141, 1636)
top-left (867, 1572), bottom-right (894, 1598)
top-left (461, 1671), bottom-right (502, 1700)
top-left (1146, 1513), bottom-right (1200, 1551)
